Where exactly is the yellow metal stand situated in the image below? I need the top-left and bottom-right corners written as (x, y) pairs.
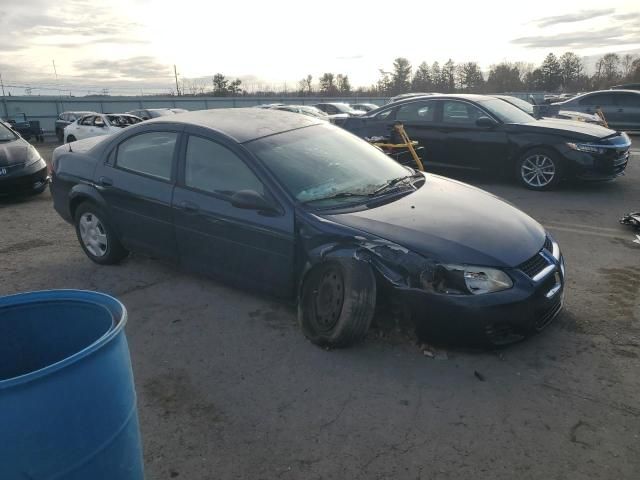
top-left (373, 124), bottom-right (425, 171)
top-left (595, 108), bottom-right (609, 128)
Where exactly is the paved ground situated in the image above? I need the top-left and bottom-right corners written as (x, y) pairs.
top-left (2, 137), bottom-right (640, 479)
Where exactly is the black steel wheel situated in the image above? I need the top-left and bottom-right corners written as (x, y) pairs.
top-left (299, 259), bottom-right (376, 348)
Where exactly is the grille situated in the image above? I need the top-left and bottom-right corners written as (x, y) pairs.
top-left (543, 236), bottom-right (553, 252)
top-left (534, 299), bottom-right (562, 331)
top-left (518, 253), bottom-right (549, 279)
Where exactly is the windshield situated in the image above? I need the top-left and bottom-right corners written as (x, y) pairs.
top-left (479, 98), bottom-right (535, 123)
top-left (300, 106), bottom-right (328, 117)
top-left (149, 110), bottom-right (173, 117)
top-left (499, 96), bottom-right (534, 115)
top-left (248, 124), bottom-right (412, 207)
top-left (0, 122), bottom-right (17, 141)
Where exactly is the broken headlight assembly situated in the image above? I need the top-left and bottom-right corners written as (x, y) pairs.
top-left (421, 264), bottom-right (513, 295)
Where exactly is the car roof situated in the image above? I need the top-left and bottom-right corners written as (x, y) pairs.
top-left (559, 89), bottom-right (640, 103)
top-left (147, 108), bottom-right (323, 143)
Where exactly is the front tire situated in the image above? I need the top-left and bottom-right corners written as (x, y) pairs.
top-left (517, 148), bottom-right (562, 190)
top-left (74, 202), bottom-right (128, 265)
top-left (66, 134), bottom-right (76, 143)
top-left (298, 259), bottom-right (376, 348)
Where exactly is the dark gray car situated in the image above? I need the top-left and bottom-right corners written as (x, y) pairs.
top-left (552, 90), bottom-right (640, 131)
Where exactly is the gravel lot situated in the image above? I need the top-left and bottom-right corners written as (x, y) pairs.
top-left (2, 137), bottom-right (639, 479)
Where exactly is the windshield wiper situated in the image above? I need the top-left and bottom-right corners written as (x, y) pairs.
top-left (302, 191), bottom-right (370, 205)
top-left (371, 173), bottom-right (422, 196)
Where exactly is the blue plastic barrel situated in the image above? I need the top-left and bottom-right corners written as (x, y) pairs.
top-left (0, 290), bottom-right (144, 480)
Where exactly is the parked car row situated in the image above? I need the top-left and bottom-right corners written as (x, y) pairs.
top-left (56, 108), bottom-right (190, 144)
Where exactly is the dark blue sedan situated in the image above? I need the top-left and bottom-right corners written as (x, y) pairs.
top-left (50, 109), bottom-right (565, 347)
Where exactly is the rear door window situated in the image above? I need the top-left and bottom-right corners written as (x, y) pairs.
top-left (116, 132), bottom-right (178, 181)
top-left (579, 93), bottom-right (613, 106)
top-left (396, 101), bottom-right (437, 122)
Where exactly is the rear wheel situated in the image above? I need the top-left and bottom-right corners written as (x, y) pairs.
top-left (298, 259), bottom-right (376, 348)
top-left (74, 202), bottom-right (128, 265)
top-left (517, 148), bottom-right (562, 190)
top-left (66, 134), bottom-right (76, 143)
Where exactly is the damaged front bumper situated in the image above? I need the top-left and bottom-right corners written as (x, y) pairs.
top-left (390, 259), bottom-right (565, 346)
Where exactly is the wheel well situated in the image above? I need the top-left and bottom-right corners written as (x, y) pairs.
top-left (297, 257), bottom-right (382, 304)
top-left (69, 196), bottom-right (93, 219)
top-left (514, 145), bottom-right (562, 162)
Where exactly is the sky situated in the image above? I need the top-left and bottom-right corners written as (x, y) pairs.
top-left (0, 0), bottom-right (639, 95)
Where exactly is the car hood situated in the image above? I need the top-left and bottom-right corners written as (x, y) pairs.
top-left (507, 118), bottom-right (615, 140)
top-left (0, 139), bottom-right (29, 166)
top-left (323, 174), bottom-right (545, 267)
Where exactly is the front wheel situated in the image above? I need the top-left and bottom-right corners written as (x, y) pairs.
top-left (298, 259), bottom-right (376, 348)
top-left (66, 134), bottom-right (76, 143)
top-left (517, 149), bottom-right (562, 190)
top-left (74, 202), bottom-right (128, 265)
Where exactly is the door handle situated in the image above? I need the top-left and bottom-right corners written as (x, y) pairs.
top-left (177, 201), bottom-right (199, 212)
top-left (97, 176), bottom-right (113, 187)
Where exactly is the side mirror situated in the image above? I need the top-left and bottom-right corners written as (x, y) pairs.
top-left (476, 116), bottom-right (497, 129)
top-left (230, 190), bottom-right (276, 212)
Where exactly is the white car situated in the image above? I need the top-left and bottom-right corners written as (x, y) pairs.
top-left (64, 114), bottom-right (143, 143)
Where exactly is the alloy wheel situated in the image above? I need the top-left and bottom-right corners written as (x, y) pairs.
top-left (521, 154), bottom-right (556, 188)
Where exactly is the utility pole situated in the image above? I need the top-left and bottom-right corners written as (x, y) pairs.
top-left (0, 73), bottom-right (8, 119)
top-left (174, 65), bottom-right (180, 96)
top-left (52, 60), bottom-right (62, 114)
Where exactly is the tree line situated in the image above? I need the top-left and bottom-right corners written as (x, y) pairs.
top-left (175, 52), bottom-right (640, 97)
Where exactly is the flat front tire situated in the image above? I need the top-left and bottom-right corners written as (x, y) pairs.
top-left (74, 202), bottom-right (128, 265)
top-left (298, 259), bottom-right (376, 348)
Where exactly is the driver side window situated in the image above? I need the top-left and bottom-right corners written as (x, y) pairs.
top-left (184, 136), bottom-right (264, 196)
top-left (79, 116), bottom-right (94, 126)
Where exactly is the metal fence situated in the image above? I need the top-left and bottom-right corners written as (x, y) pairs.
top-left (0, 95), bottom-right (389, 133)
